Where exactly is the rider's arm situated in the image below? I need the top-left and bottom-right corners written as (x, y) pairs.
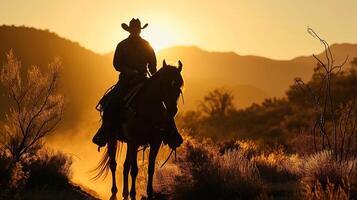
top-left (113, 43), bottom-right (123, 72)
top-left (147, 44), bottom-right (157, 75)
top-left (113, 43), bottom-right (138, 74)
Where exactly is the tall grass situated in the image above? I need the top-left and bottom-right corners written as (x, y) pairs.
top-left (155, 138), bottom-right (265, 200)
top-left (299, 178), bottom-right (350, 200)
top-left (152, 137), bottom-right (356, 199)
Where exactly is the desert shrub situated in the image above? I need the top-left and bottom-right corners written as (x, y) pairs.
top-left (299, 178), bottom-right (350, 200)
top-left (300, 151), bottom-right (354, 188)
top-left (252, 148), bottom-right (301, 183)
top-left (9, 162), bottom-right (29, 190)
top-left (156, 138), bottom-right (265, 200)
top-left (219, 140), bottom-right (260, 159)
top-left (0, 160), bottom-right (29, 199)
top-left (0, 52), bottom-right (73, 199)
top-left (0, 149), bottom-right (73, 199)
top-left (155, 137), bottom-right (357, 199)
top-left (0, 150), bottom-right (20, 198)
top-left (0, 150), bottom-right (11, 183)
top-left (296, 150), bottom-right (357, 199)
top-left (23, 149), bottom-right (72, 187)
top-left (0, 51), bottom-right (64, 164)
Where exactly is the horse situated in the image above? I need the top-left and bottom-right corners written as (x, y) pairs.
top-left (94, 60), bottom-right (184, 200)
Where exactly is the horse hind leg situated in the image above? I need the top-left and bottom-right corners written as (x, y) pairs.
top-left (129, 145), bottom-right (138, 200)
top-left (108, 141), bottom-right (118, 199)
top-left (122, 145), bottom-right (131, 200)
top-left (147, 142), bottom-right (160, 199)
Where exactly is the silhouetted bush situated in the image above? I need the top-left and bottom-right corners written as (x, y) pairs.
top-left (252, 149), bottom-right (300, 184)
top-left (23, 149), bottom-right (72, 188)
top-left (0, 52), bottom-right (77, 199)
top-left (300, 151), bottom-right (355, 189)
top-left (154, 136), bottom-right (357, 199)
top-left (0, 149), bottom-right (73, 199)
top-left (299, 178), bottom-right (350, 200)
top-left (0, 150), bottom-right (11, 184)
top-left (156, 138), bottom-right (265, 200)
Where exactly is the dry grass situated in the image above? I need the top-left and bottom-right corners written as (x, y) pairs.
top-left (300, 151), bottom-right (355, 187)
top-left (299, 178), bottom-right (350, 200)
top-left (152, 137), bottom-right (357, 199)
top-left (155, 138), bottom-right (265, 200)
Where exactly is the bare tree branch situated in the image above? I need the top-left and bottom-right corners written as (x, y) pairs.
top-left (0, 52), bottom-right (64, 163)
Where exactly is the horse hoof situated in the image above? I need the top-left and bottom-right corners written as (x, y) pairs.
top-left (147, 191), bottom-right (153, 199)
top-left (140, 195), bottom-right (151, 200)
top-left (130, 191), bottom-right (136, 199)
top-left (109, 194), bottom-right (117, 200)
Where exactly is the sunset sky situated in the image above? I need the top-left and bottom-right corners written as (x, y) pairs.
top-left (1, 0), bottom-right (357, 59)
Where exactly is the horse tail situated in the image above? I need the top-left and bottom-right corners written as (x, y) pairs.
top-left (91, 141), bottom-right (121, 180)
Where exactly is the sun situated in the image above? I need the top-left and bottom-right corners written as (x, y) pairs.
top-left (141, 25), bottom-right (178, 52)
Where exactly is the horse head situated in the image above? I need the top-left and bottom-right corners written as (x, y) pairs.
top-left (153, 60), bottom-right (184, 149)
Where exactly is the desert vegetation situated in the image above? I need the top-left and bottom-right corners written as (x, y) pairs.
top-left (154, 136), bottom-right (356, 199)
top-left (0, 52), bottom-right (95, 200)
top-left (152, 32), bottom-right (357, 199)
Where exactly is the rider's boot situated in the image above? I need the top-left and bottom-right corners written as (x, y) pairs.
top-left (93, 104), bottom-right (118, 147)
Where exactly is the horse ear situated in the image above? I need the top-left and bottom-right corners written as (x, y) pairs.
top-left (178, 60), bottom-right (183, 72)
top-left (163, 59), bottom-right (167, 67)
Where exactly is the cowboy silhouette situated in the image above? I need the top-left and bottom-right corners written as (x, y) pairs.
top-left (92, 18), bottom-right (157, 147)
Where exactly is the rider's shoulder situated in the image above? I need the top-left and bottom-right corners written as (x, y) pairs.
top-left (139, 38), bottom-right (153, 48)
top-left (117, 37), bottom-right (151, 48)
top-left (118, 38), bottom-right (130, 45)
top-left (140, 37), bottom-right (150, 43)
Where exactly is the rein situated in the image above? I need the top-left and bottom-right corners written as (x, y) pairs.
top-left (160, 148), bottom-right (176, 168)
top-left (180, 90), bottom-right (184, 105)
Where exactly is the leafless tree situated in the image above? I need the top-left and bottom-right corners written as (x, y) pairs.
top-left (0, 51), bottom-right (64, 164)
top-left (295, 29), bottom-right (357, 175)
top-left (199, 88), bottom-right (235, 117)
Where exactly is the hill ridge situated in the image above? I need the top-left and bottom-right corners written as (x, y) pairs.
top-left (1, 25), bottom-right (356, 116)
top-left (0, 25), bottom-right (99, 56)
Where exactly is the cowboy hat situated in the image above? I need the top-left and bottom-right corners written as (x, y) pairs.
top-left (121, 18), bottom-right (148, 33)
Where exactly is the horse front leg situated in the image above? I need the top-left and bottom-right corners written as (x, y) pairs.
top-left (108, 140), bottom-right (118, 199)
top-left (129, 144), bottom-right (138, 200)
top-left (147, 142), bottom-right (160, 199)
top-left (122, 144), bottom-right (131, 200)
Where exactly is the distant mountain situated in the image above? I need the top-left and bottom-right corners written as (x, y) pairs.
top-left (1, 25), bottom-right (356, 128)
top-left (0, 25), bottom-right (115, 129)
top-left (156, 44), bottom-right (357, 109)
top-left (293, 43), bottom-right (357, 64)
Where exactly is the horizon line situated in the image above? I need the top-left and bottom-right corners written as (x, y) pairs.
top-left (1, 24), bottom-right (354, 62)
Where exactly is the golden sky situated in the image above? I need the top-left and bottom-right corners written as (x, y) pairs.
top-left (1, 0), bottom-right (357, 59)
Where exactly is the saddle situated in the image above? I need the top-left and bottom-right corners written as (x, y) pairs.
top-left (96, 82), bottom-right (144, 118)
top-left (123, 82), bottom-right (145, 107)
top-left (122, 82), bottom-right (145, 122)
